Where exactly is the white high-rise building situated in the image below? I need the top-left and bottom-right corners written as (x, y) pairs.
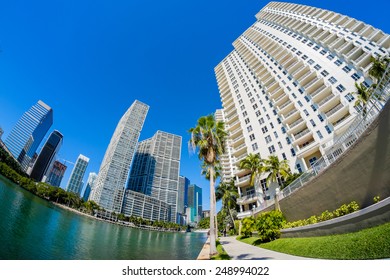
top-left (66, 154), bottom-right (89, 196)
top-left (90, 100), bottom-right (149, 213)
top-left (215, 2), bottom-right (390, 215)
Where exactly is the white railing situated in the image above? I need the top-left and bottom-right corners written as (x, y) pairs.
top-left (317, 93), bottom-right (336, 107)
top-left (284, 108), bottom-right (298, 119)
top-left (310, 84), bottom-right (327, 98)
top-left (325, 103), bottom-right (344, 118)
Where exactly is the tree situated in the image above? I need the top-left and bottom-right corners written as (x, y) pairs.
top-left (369, 55), bottom-right (390, 84)
top-left (215, 179), bottom-right (238, 230)
top-left (353, 82), bottom-right (373, 116)
top-left (189, 114), bottom-right (227, 256)
top-left (262, 155), bottom-right (291, 190)
top-left (239, 153), bottom-right (265, 197)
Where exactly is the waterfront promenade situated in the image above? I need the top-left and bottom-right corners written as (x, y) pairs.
top-left (218, 237), bottom-right (310, 260)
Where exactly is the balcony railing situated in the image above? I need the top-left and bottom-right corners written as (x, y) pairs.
top-left (238, 174), bottom-right (251, 183)
top-left (294, 128), bottom-right (311, 140)
top-left (289, 118), bottom-right (304, 129)
top-left (284, 108), bottom-right (298, 119)
top-left (310, 84), bottom-right (327, 98)
top-left (317, 93), bottom-right (336, 107)
top-left (325, 103), bottom-right (344, 118)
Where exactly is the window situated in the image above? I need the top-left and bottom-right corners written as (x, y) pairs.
top-left (308, 59), bottom-right (314, 65)
top-left (298, 101), bottom-right (303, 107)
top-left (309, 157), bottom-right (317, 167)
top-left (240, 105), bottom-right (245, 110)
top-left (314, 64), bottom-right (322, 70)
top-left (277, 118), bottom-right (281, 124)
top-left (325, 125), bottom-right (332, 134)
top-left (334, 59), bottom-right (342, 66)
top-left (321, 70), bottom-right (329, 77)
top-left (242, 111), bottom-right (248, 117)
top-left (247, 125), bottom-right (253, 132)
top-left (286, 137), bottom-right (291, 144)
top-left (265, 135), bottom-right (272, 143)
top-left (270, 122), bottom-right (274, 129)
top-left (253, 104), bottom-right (258, 110)
top-left (261, 126), bottom-right (268, 133)
top-left (351, 73), bottom-right (360, 81)
top-left (249, 134), bottom-right (255, 141)
top-left (266, 114), bottom-right (270, 120)
top-left (345, 93), bottom-right (355, 102)
top-left (282, 153), bottom-right (287, 160)
top-left (320, 49), bottom-right (327, 55)
top-left (310, 119), bottom-right (316, 127)
top-left (328, 77), bottom-right (337, 84)
top-left (318, 114), bottom-right (324, 122)
top-left (268, 145), bottom-right (276, 154)
top-left (336, 84), bottom-right (346, 92)
top-left (259, 118), bottom-right (264, 125)
top-left (304, 96), bottom-right (310, 102)
top-left (296, 163), bottom-right (302, 173)
top-left (245, 118), bottom-right (250, 124)
top-left (316, 130), bottom-right (323, 139)
top-left (252, 143), bottom-right (258, 151)
top-left (255, 110), bottom-right (261, 117)
top-left (342, 65), bottom-right (352, 73)
top-left (274, 131), bottom-right (279, 138)
top-left (278, 141), bottom-right (283, 149)
top-left (281, 127), bottom-right (286, 134)
top-left (291, 148), bottom-right (296, 156)
top-left (303, 109), bottom-right (309, 116)
top-left (311, 104), bottom-right (317, 112)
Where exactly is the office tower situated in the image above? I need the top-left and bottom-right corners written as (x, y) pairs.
top-left (82, 172), bottom-right (97, 201)
top-left (29, 130), bottom-right (63, 182)
top-left (127, 131), bottom-right (182, 222)
top-left (46, 160), bottom-right (67, 187)
top-left (214, 2), bottom-right (390, 216)
top-left (177, 176), bottom-right (190, 223)
top-left (187, 184), bottom-right (202, 224)
top-left (91, 100), bottom-right (149, 213)
top-left (0, 127), bottom-right (3, 139)
top-left (4, 100), bottom-right (53, 171)
top-left (66, 154), bottom-right (89, 195)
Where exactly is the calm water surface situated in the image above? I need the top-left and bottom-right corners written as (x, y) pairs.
top-left (0, 175), bottom-right (207, 260)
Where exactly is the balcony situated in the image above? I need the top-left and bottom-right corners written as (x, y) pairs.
top-left (303, 76), bottom-right (321, 91)
top-left (269, 87), bottom-right (284, 98)
top-left (317, 93), bottom-right (339, 111)
top-left (237, 174), bottom-right (251, 186)
top-left (287, 117), bottom-right (306, 134)
top-left (292, 127), bottom-right (313, 145)
top-left (237, 192), bottom-right (262, 205)
top-left (325, 103), bottom-right (349, 123)
top-left (310, 84), bottom-right (330, 102)
top-left (232, 134), bottom-right (245, 145)
top-left (300, 72), bottom-right (317, 87)
top-left (282, 108), bottom-right (300, 123)
top-left (273, 93), bottom-right (289, 106)
top-left (277, 100), bottom-right (294, 114)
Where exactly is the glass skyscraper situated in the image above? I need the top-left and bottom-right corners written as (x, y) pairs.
top-left (46, 160), bottom-right (67, 187)
top-left (127, 130), bottom-right (182, 222)
top-left (29, 130), bottom-right (63, 182)
top-left (66, 154), bottom-right (89, 196)
top-left (90, 100), bottom-right (149, 213)
top-left (4, 100), bottom-right (53, 171)
top-left (187, 184), bottom-right (202, 224)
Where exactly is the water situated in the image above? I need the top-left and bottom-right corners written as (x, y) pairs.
top-left (0, 175), bottom-right (207, 260)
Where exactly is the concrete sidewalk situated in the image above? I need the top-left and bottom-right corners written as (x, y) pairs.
top-left (219, 236), bottom-right (311, 260)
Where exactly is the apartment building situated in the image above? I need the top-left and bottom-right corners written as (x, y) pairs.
top-left (215, 2), bottom-right (390, 216)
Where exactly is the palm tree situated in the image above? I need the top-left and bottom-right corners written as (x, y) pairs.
top-left (189, 114), bottom-right (227, 256)
top-left (263, 155), bottom-right (291, 190)
top-left (215, 179), bottom-right (238, 230)
top-left (354, 82), bottom-right (373, 116)
top-left (239, 153), bottom-right (265, 196)
top-left (369, 55), bottom-right (390, 84)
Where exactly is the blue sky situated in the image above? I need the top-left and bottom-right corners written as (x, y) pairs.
top-left (0, 0), bottom-right (389, 211)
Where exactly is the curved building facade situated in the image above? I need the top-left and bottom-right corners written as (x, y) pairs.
top-left (215, 2), bottom-right (390, 215)
top-left (90, 100), bottom-right (149, 213)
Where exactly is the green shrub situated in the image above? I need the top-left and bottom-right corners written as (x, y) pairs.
top-left (318, 210), bottom-right (334, 222)
top-left (255, 210), bottom-right (286, 242)
top-left (241, 216), bottom-right (255, 237)
top-left (373, 196), bottom-right (380, 203)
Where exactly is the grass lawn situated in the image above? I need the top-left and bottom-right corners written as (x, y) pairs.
top-left (211, 240), bottom-right (231, 260)
top-left (238, 222), bottom-right (390, 259)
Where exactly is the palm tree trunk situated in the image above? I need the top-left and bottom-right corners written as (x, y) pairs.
top-left (213, 190), bottom-right (218, 238)
top-left (209, 166), bottom-right (217, 256)
top-left (229, 208), bottom-right (235, 230)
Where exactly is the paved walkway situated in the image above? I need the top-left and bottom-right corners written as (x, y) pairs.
top-left (219, 236), bottom-right (311, 260)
